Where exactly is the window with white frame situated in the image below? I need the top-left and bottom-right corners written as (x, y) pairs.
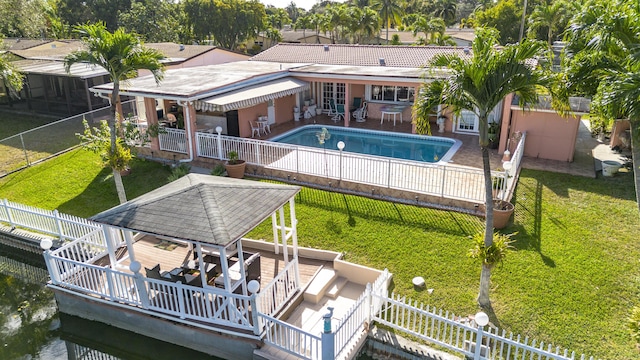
top-left (370, 85), bottom-right (415, 103)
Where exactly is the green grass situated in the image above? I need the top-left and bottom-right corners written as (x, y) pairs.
top-left (0, 111), bottom-right (56, 138)
top-left (0, 151), bottom-right (639, 359)
top-left (0, 148), bottom-right (172, 217)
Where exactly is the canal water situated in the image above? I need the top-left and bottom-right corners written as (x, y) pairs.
top-left (0, 245), bottom-right (223, 360)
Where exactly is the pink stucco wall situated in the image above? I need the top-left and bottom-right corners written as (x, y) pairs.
top-left (509, 110), bottom-right (580, 162)
top-left (238, 104), bottom-right (268, 138)
top-left (275, 96), bottom-right (296, 124)
top-left (610, 119), bottom-right (630, 148)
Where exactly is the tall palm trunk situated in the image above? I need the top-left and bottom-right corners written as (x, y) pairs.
top-left (631, 121), bottom-right (640, 214)
top-left (110, 81), bottom-right (127, 204)
top-left (478, 263), bottom-right (492, 306)
top-left (478, 113), bottom-right (494, 307)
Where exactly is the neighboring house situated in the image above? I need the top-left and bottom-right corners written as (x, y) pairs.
top-left (1, 41), bottom-right (249, 116)
top-left (365, 29), bottom-right (475, 47)
top-left (251, 29), bottom-right (332, 52)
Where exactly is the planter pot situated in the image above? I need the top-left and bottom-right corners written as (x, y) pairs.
top-left (316, 108), bottom-right (323, 116)
top-left (225, 161), bottom-right (246, 179)
top-left (493, 200), bottom-right (514, 229)
top-left (119, 167), bottom-right (131, 176)
top-left (602, 160), bottom-right (621, 177)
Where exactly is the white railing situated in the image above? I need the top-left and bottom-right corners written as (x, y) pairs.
top-left (159, 128), bottom-right (187, 153)
top-left (51, 228), bottom-right (108, 264)
top-left (0, 199), bottom-right (101, 242)
top-left (45, 251), bottom-right (256, 331)
top-left (259, 313), bottom-right (322, 360)
top-left (504, 132), bottom-right (527, 200)
top-left (372, 292), bottom-right (592, 360)
top-left (334, 286), bottom-right (369, 358)
top-left (256, 258), bottom-right (299, 317)
top-left (196, 133), bottom-right (509, 204)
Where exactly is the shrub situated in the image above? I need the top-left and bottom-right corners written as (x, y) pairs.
top-left (468, 231), bottom-right (516, 268)
top-left (167, 163), bottom-right (190, 182)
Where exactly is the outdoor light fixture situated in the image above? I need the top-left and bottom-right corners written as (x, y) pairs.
top-left (475, 312), bottom-right (489, 327)
top-left (40, 239), bottom-right (52, 250)
top-left (215, 126), bottom-right (222, 135)
top-left (337, 141), bottom-right (345, 151)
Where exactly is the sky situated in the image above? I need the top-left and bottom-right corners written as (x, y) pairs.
top-left (259, 0), bottom-right (345, 11)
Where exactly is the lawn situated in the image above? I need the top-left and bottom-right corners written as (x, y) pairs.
top-left (0, 150), bottom-right (638, 359)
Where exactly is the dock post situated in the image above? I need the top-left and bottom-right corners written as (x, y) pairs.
top-left (321, 307), bottom-right (335, 360)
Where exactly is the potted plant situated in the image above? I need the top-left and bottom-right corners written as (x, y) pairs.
top-left (224, 151), bottom-right (246, 178)
top-left (492, 199), bottom-right (514, 229)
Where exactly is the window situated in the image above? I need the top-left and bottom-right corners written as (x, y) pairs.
top-left (370, 85), bottom-right (415, 103)
top-left (322, 82), bottom-right (346, 110)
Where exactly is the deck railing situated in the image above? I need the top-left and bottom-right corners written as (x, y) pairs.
top-left (44, 250), bottom-right (257, 332)
top-left (0, 199), bottom-right (101, 243)
top-left (372, 292), bottom-right (592, 360)
top-left (259, 313), bottom-right (322, 360)
top-left (256, 258), bottom-right (299, 317)
top-left (159, 128), bottom-right (187, 153)
top-left (195, 132), bottom-right (510, 203)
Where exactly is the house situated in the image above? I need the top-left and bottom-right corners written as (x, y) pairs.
top-left (1, 41), bottom-right (249, 116)
top-left (366, 29), bottom-right (475, 46)
top-left (252, 29), bottom-right (332, 51)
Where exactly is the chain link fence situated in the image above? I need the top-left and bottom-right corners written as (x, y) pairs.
top-left (0, 101), bottom-right (136, 177)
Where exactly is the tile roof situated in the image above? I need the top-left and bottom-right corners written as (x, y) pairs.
top-left (2, 38), bottom-right (52, 51)
top-left (144, 42), bottom-right (217, 61)
top-left (91, 174), bottom-right (300, 245)
top-left (250, 44), bottom-right (471, 68)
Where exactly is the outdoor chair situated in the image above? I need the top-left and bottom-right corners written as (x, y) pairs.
top-left (353, 101), bottom-right (367, 122)
top-left (249, 120), bottom-right (261, 138)
top-left (332, 104), bottom-right (345, 122)
top-left (145, 264), bottom-right (171, 281)
top-left (328, 99), bottom-right (338, 117)
top-left (350, 97), bottom-right (362, 112)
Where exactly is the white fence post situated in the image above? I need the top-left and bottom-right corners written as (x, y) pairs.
top-left (216, 127), bottom-right (223, 159)
top-left (321, 307), bottom-right (335, 360)
top-left (3, 199), bottom-right (15, 228)
top-left (53, 209), bottom-right (64, 241)
top-left (130, 261), bottom-right (149, 309)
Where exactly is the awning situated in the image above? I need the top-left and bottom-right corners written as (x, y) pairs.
top-left (194, 78), bottom-right (309, 112)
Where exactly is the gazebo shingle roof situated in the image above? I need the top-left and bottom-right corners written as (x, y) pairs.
top-left (91, 174), bottom-right (300, 245)
top-left (250, 44), bottom-right (471, 68)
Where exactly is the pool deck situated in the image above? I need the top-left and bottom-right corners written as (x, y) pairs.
top-left (251, 114), bottom-right (612, 178)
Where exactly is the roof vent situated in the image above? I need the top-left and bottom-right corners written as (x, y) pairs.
top-left (379, 58), bottom-right (386, 66)
top-left (463, 46), bottom-right (470, 54)
top-left (179, 44), bottom-right (185, 51)
top-left (323, 45), bottom-right (329, 51)
top-left (51, 44), bottom-right (56, 48)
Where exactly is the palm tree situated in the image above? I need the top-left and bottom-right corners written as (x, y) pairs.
top-left (563, 1), bottom-right (640, 214)
top-left (433, 0), bottom-right (457, 26)
top-left (64, 23), bottom-right (165, 204)
top-left (294, 15), bottom-right (312, 43)
top-left (372, 0), bottom-right (404, 43)
top-left (0, 39), bottom-right (24, 99)
top-left (357, 7), bottom-right (382, 43)
top-left (411, 15), bottom-right (445, 43)
top-left (527, 1), bottom-right (567, 44)
top-left (413, 28), bottom-right (562, 307)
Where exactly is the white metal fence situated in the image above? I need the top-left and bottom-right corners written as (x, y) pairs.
top-left (256, 259), bottom-right (299, 317)
top-left (0, 199), bottom-right (101, 243)
top-left (193, 132), bottom-right (511, 203)
top-left (373, 292), bottom-right (593, 360)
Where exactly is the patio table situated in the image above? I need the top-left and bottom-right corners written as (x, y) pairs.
top-left (380, 104), bottom-right (407, 126)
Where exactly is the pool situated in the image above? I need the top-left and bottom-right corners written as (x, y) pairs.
top-left (270, 125), bottom-right (461, 163)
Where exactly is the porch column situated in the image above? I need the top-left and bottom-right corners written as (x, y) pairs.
top-left (123, 230), bottom-right (137, 263)
top-left (184, 102), bottom-right (198, 159)
top-left (271, 213), bottom-right (279, 255)
top-left (102, 224), bottom-right (117, 266)
top-left (144, 97), bottom-right (160, 151)
top-left (344, 85), bottom-right (350, 127)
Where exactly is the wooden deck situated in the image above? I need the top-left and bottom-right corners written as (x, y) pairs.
top-left (115, 235), bottom-right (329, 289)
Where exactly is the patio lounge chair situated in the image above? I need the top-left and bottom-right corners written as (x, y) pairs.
top-left (353, 101), bottom-right (367, 122)
top-left (328, 99), bottom-right (338, 117)
top-left (332, 104), bottom-right (345, 122)
top-left (350, 97), bottom-right (362, 111)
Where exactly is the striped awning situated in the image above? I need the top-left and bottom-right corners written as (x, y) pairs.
top-left (194, 78), bottom-right (309, 112)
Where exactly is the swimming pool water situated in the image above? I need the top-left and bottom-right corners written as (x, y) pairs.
top-left (270, 125), bottom-right (461, 163)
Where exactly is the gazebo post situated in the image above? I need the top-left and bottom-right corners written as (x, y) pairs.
top-left (123, 230), bottom-right (137, 263)
top-left (102, 224), bottom-right (118, 266)
top-left (236, 240), bottom-right (248, 295)
top-left (195, 242), bottom-right (207, 287)
top-left (271, 213), bottom-right (279, 255)
top-left (279, 207), bottom-right (288, 264)
top-left (289, 197), bottom-right (301, 287)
